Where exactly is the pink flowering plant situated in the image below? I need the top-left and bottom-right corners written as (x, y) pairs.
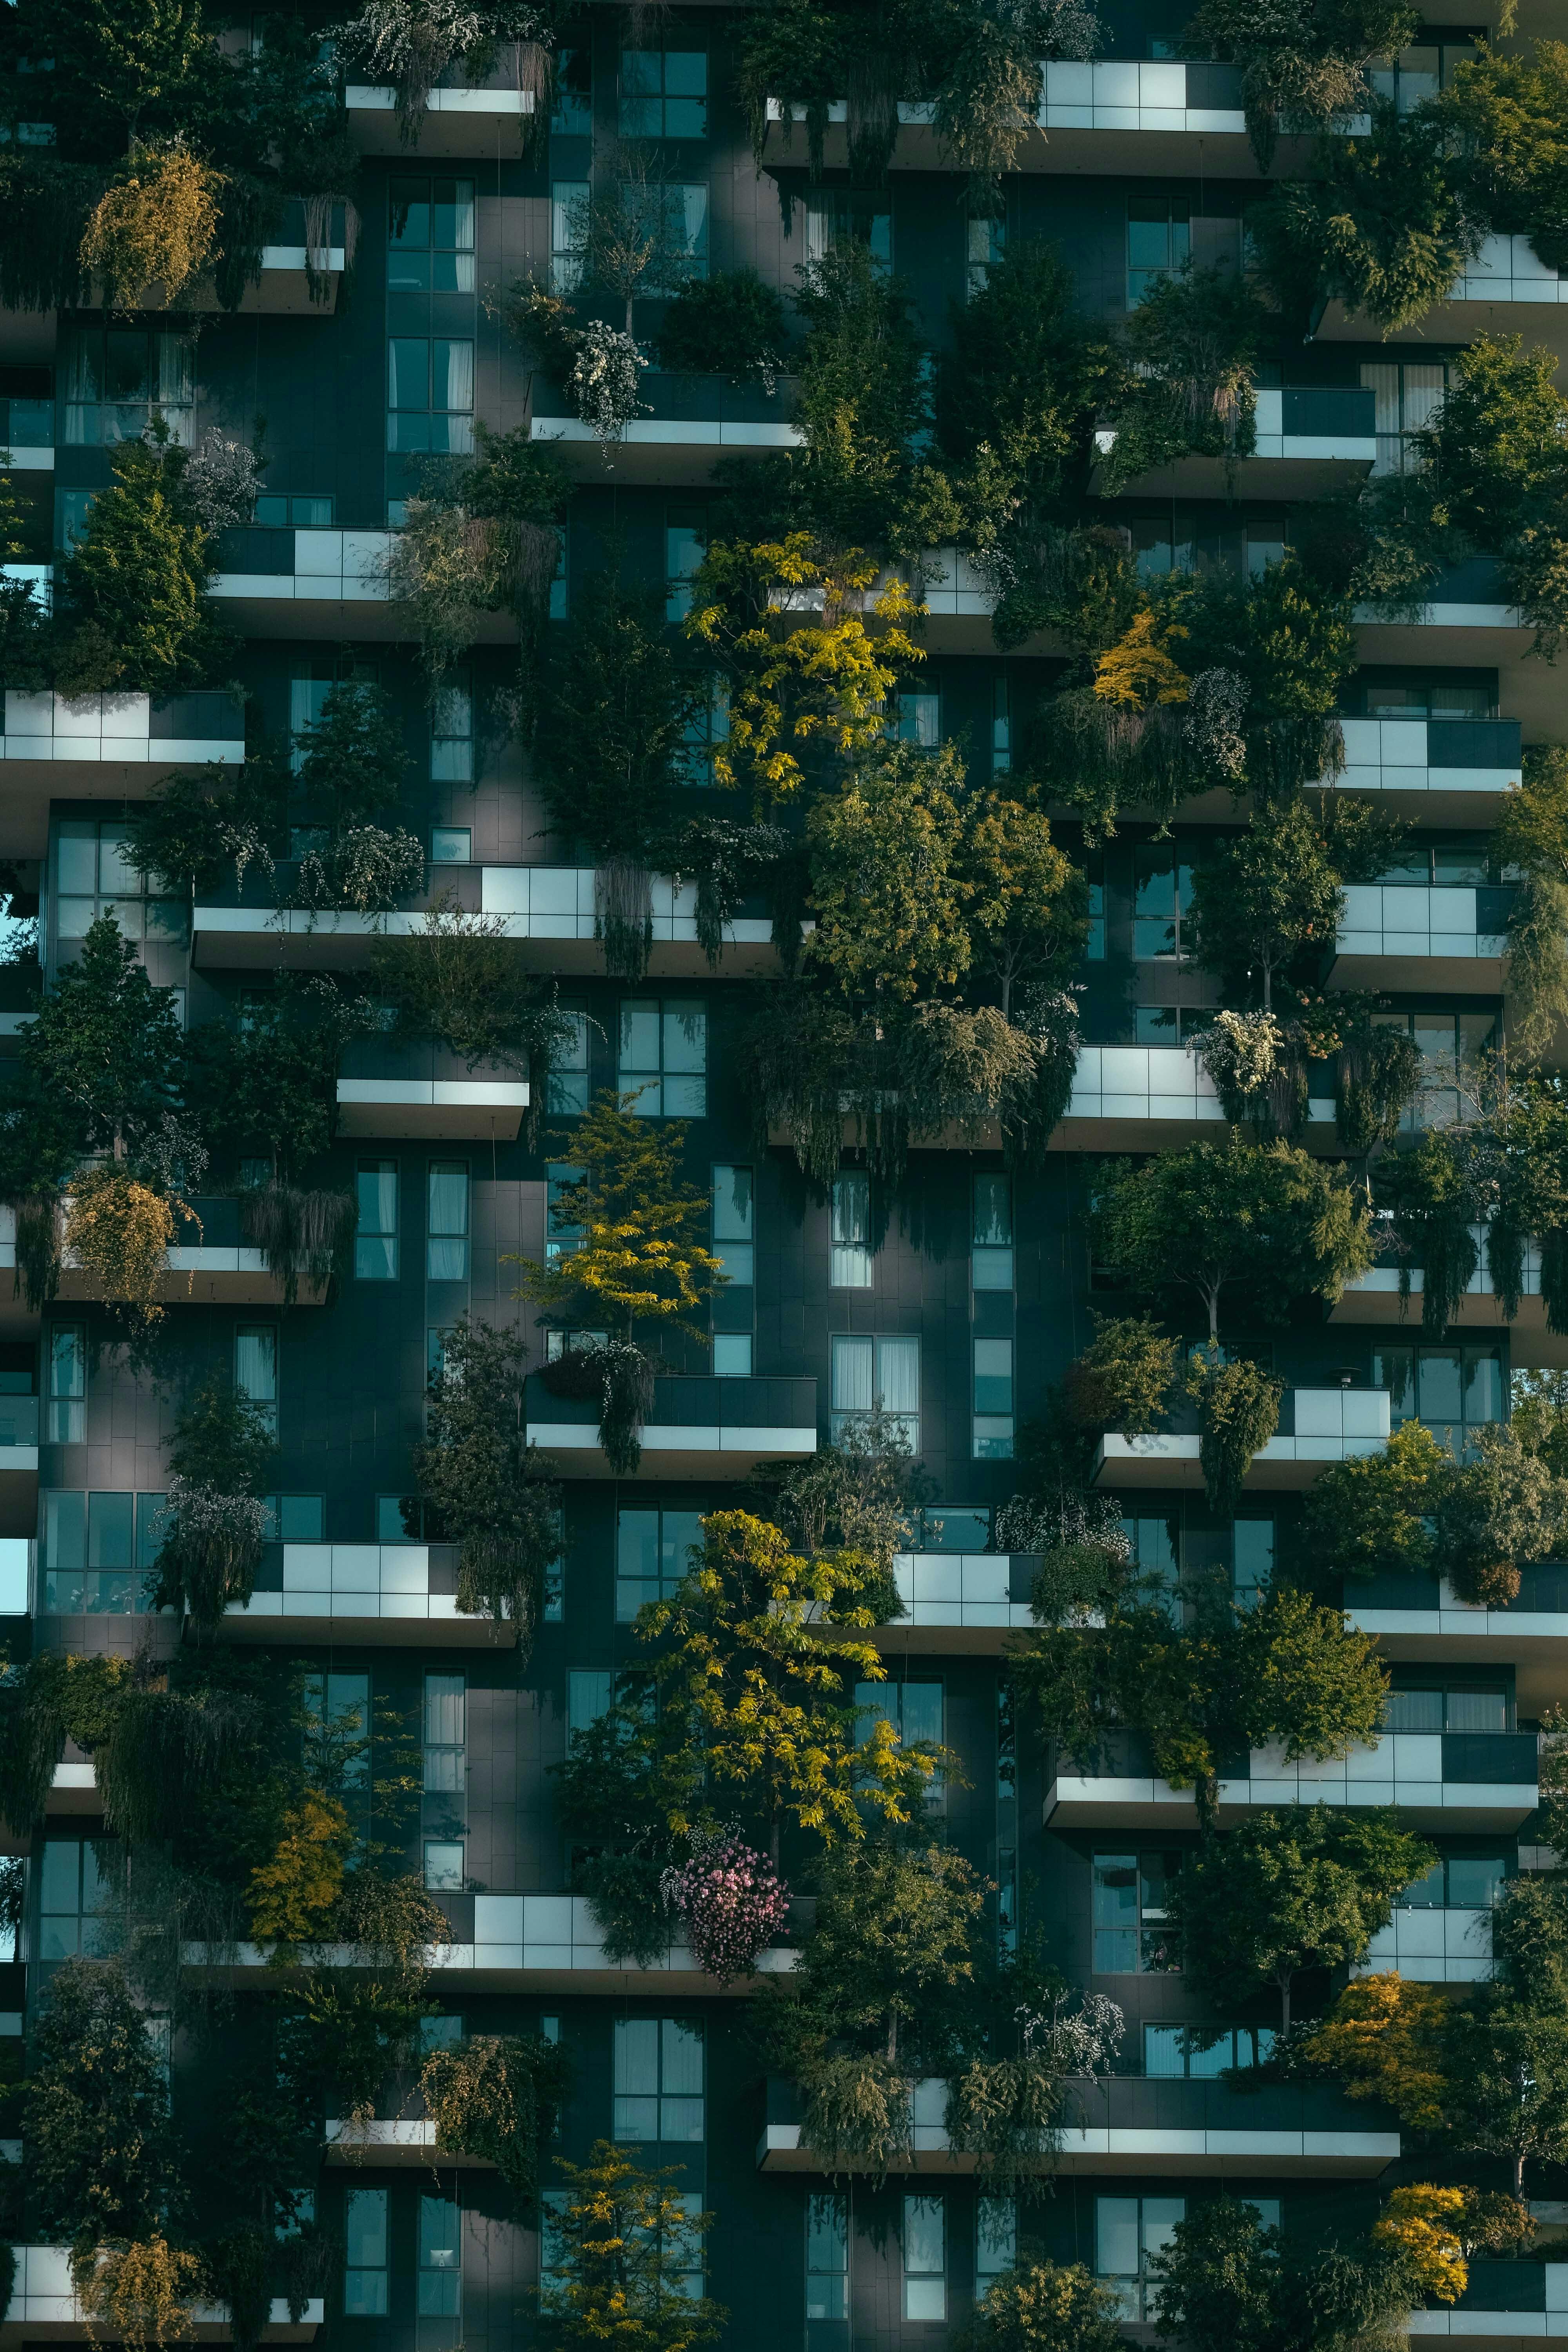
top-left (661, 1824), bottom-right (790, 1984)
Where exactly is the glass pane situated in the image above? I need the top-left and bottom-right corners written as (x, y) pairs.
top-left (660, 2095), bottom-right (704, 2142)
top-left (1097, 2199), bottom-right (1140, 2280)
top-left (615, 2018), bottom-right (660, 2096)
top-left (619, 1000), bottom-right (661, 1073)
top-left (877, 1337), bottom-right (919, 1416)
top-left (1448, 1854), bottom-right (1506, 1906)
top-left (1417, 1350), bottom-right (1463, 1423)
top-left (346, 2190), bottom-right (388, 2269)
top-left (236, 1327), bottom-right (277, 1404)
top-left (713, 1165), bottom-right (753, 1241)
top-left (425, 1672), bottom-right (465, 1745)
top-left (88, 1492), bottom-right (134, 1569)
top-left (661, 1512), bottom-right (704, 1587)
top-left (972, 1175), bottom-right (1012, 1246)
top-left (1446, 1690), bottom-right (1506, 1731)
top-left (663, 1002), bottom-right (706, 1073)
top-left (1385, 1688), bottom-right (1444, 1731)
top-left (831, 1336), bottom-right (874, 1414)
top-left (433, 340), bottom-right (475, 413)
top-left (50, 1327), bottom-right (85, 1399)
top-left (420, 2195), bottom-right (461, 2268)
top-left (1093, 1855), bottom-right (1138, 1926)
top-left (432, 181), bottom-right (475, 249)
top-left (977, 2197), bottom-right (1015, 2276)
top-left (1374, 1346), bottom-right (1415, 1417)
top-left (901, 1684), bottom-right (943, 1748)
top-left (388, 338), bottom-right (428, 409)
top-left (1145, 2026), bottom-right (1185, 2076)
top-left (1401, 1857), bottom-right (1446, 1906)
top-left (904, 2198), bottom-right (944, 2276)
top-left (428, 1165), bottom-right (469, 1238)
top-left (662, 2019), bottom-right (703, 2095)
top-left (358, 1163), bottom-right (397, 1237)
top-left (807, 2194), bottom-right (847, 2274)
top-left (1142, 2200), bottom-right (1186, 2267)
top-left (1464, 1351), bottom-right (1502, 1424)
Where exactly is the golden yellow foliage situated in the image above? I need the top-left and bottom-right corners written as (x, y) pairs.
top-left (1296, 1971), bottom-right (1452, 2129)
top-left (1372, 2185), bottom-right (1468, 2303)
top-left (76, 2237), bottom-right (202, 2352)
top-left (248, 1792), bottom-right (352, 1950)
top-left (64, 1170), bottom-right (188, 1329)
top-left (1092, 607), bottom-right (1191, 710)
top-left (80, 143), bottom-right (223, 312)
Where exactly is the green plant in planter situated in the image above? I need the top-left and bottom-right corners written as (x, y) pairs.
top-left (1062, 1314), bottom-right (1178, 1446)
top-left (1183, 1346), bottom-right (1283, 1517)
top-left (413, 1313), bottom-right (563, 1646)
top-left (1499, 744), bottom-right (1568, 1056)
top-left (1435, 42), bottom-right (1568, 273)
top-left (1298, 1420), bottom-right (1443, 1587)
top-left (960, 2261), bottom-right (1127, 2352)
top-left (1189, 801), bottom-right (1347, 1014)
top-left (327, 0), bottom-right (555, 149)
top-left (147, 1375), bottom-right (275, 1628)
top-left (1100, 264), bottom-right (1270, 492)
top-left (1180, 0), bottom-right (1418, 168)
top-left (655, 270), bottom-right (790, 389)
top-left (370, 896), bottom-right (578, 1138)
top-left (552, 1698), bottom-right (704, 1964)
top-left (25, 1955), bottom-right (181, 2247)
top-left (124, 755), bottom-right (287, 901)
top-left (54, 430), bottom-right (230, 697)
top-left (661, 817), bottom-right (791, 970)
top-left (78, 138), bottom-right (222, 309)
top-left (1376, 1129), bottom-right (1485, 1334)
top-left (1433, 1423), bottom-right (1568, 1607)
top-left (420, 2031), bottom-right (573, 2202)
top-left (385, 425), bottom-right (568, 690)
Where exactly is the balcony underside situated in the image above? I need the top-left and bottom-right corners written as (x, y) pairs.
top-left (192, 910), bottom-right (779, 979)
top-left (183, 1939), bottom-right (798, 1995)
top-left (530, 415), bottom-right (804, 485)
top-left (1329, 952), bottom-right (1505, 992)
top-left (1093, 1437), bottom-right (1379, 1491)
top-left (1330, 1287), bottom-right (1568, 1368)
top-left (216, 1605), bottom-right (512, 1648)
top-left (755, 2123), bottom-right (1399, 2177)
top-left (1043, 1775), bottom-right (1537, 1832)
top-left (759, 121), bottom-right (1296, 178)
top-left (524, 1422), bottom-right (818, 1479)
top-left (1350, 1611), bottom-right (1568, 1717)
top-left (0, 756), bottom-right (237, 856)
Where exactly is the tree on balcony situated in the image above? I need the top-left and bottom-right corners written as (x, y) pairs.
top-left (1180, 0), bottom-right (1418, 169)
top-left (1148, 2195), bottom-right (1425, 2352)
top-left (959, 2261), bottom-right (1125, 2352)
top-left (146, 1375), bottom-right (274, 1630)
top-left (26, 1955), bottom-right (182, 2248)
top-left (413, 1313), bottom-right (563, 1647)
top-left (655, 269), bottom-right (789, 390)
top-left (539, 2141), bottom-right (724, 2352)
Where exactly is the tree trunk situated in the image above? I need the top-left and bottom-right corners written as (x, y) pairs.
top-left (1205, 1286), bottom-right (1220, 1348)
top-left (1515, 2147), bottom-right (1526, 2196)
top-left (1261, 958), bottom-right (1272, 1015)
top-left (1278, 1966), bottom-right (1292, 2035)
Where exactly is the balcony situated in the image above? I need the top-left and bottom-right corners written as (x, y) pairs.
top-left (764, 59), bottom-right (1259, 174)
top-left (209, 528), bottom-right (405, 639)
top-left (0, 393), bottom-right (53, 472)
top-left (345, 67), bottom-right (534, 153)
top-left (1330, 1224), bottom-right (1561, 1346)
top-left (1043, 1727), bottom-right (1539, 1830)
top-left (1331, 717), bottom-right (1522, 809)
top-left (1059, 1045), bottom-right (1338, 1147)
top-left (1093, 1386), bottom-right (1390, 1492)
top-left (1319, 231), bottom-right (1568, 345)
top-left (1345, 1564), bottom-right (1568, 1717)
top-left (531, 370), bottom-right (804, 483)
top-left (1098, 385), bottom-right (1377, 498)
top-left (0, 1401), bottom-right (37, 1539)
top-left (524, 1372), bottom-right (818, 1479)
top-left (191, 866), bottom-right (779, 976)
top-left (223, 1542), bottom-right (504, 1647)
top-left (0, 690), bottom-right (245, 855)
top-left (336, 1041), bottom-right (528, 1140)
top-left (1332, 883), bottom-right (1512, 989)
top-left (13, 1197), bottom-right (328, 1313)
top-left (1410, 2262), bottom-right (1568, 2345)
top-left (878, 1552), bottom-right (1036, 1652)
top-left (1356, 560), bottom-right (1529, 680)
top-left (1352, 1902), bottom-right (1492, 1984)
top-left (2, 2246), bottom-right (323, 2341)
top-left (756, 2073), bottom-right (1398, 2177)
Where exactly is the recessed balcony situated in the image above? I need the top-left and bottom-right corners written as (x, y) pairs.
top-left (221, 1542), bottom-right (503, 1647)
top-left (876, 1552), bottom-right (1036, 1653)
top-left (335, 1042), bottom-right (529, 1140)
top-left (1093, 1387), bottom-right (1390, 1491)
top-left (0, 690), bottom-right (245, 857)
top-left (1345, 1564), bottom-right (1568, 1716)
top-left (530, 370), bottom-right (804, 483)
top-left (1331, 716), bottom-right (1522, 809)
top-left (1318, 232), bottom-right (1568, 345)
top-left (1408, 2262), bottom-right (1568, 2345)
top-left (2, 2247), bottom-right (323, 2341)
top-left (345, 73), bottom-right (535, 154)
top-left (524, 1372), bottom-right (818, 1479)
top-left (0, 1198), bottom-right (327, 1317)
top-left (1097, 385), bottom-right (1378, 498)
top-left (1331, 883), bottom-right (1511, 989)
top-left (208, 527), bottom-right (402, 638)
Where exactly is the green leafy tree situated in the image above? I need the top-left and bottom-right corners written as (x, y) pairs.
top-left (642, 1508), bottom-right (938, 1862)
top-left (804, 741), bottom-right (970, 1004)
top-left (539, 2142), bottom-right (724, 2352)
top-left (1102, 263), bottom-right (1269, 490)
top-left (1184, 1348), bottom-right (1283, 1517)
top-left (1436, 41), bottom-right (1568, 271)
top-left (25, 1956), bottom-right (181, 2248)
top-left (1445, 1988), bottom-right (1568, 2194)
top-left (186, 975), bottom-right (370, 1183)
top-left (1298, 1422), bottom-right (1445, 1585)
top-left (123, 756), bottom-right (287, 899)
top-left (537, 573), bottom-right (707, 864)
top-left (655, 269), bottom-right (789, 386)
top-left (294, 681), bottom-right (408, 832)
top-left (1093, 1134), bottom-right (1374, 1346)
top-left (1433, 1422), bottom-right (1568, 1606)
top-left (412, 1314), bottom-right (563, 1644)
top-left (22, 910), bottom-right (183, 1161)
top-left (1497, 743), bottom-right (1568, 1056)
top-left (936, 240), bottom-right (1121, 515)
top-left (553, 1698), bottom-right (704, 1964)
top-left (1189, 802), bottom-right (1346, 1013)
top-left (1170, 1806), bottom-right (1438, 2030)
top-left (961, 791), bottom-right (1087, 1015)
top-left (1060, 1314), bottom-right (1178, 1443)
top-left (56, 431), bottom-right (225, 694)
top-left (959, 2261), bottom-right (1126, 2352)
top-left (789, 241), bottom-right (931, 551)
top-left (1149, 2198), bottom-right (1419, 2352)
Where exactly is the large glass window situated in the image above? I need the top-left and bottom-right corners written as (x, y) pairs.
top-left (967, 212), bottom-right (1006, 299)
top-left (1144, 2023), bottom-right (1275, 2076)
top-left (55, 819), bottom-right (187, 946)
top-left (616, 1507), bottom-right (704, 1622)
top-left (62, 327), bottom-right (194, 446)
top-left (973, 1339), bottom-right (1014, 1460)
top-left (619, 48), bottom-right (707, 137)
top-left (1374, 1343), bottom-right (1503, 1446)
top-left (613, 2017), bottom-right (704, 2141)
top-left (568, 1671), bottom-right (612, 1734)
top-left (423, 1671), bottom-right (466, 1791)
top-left (40, 1490), bottom-right (165, 1614)
top-left (548, 1017), bottom-right (591, 1116)
top-left (1091, 1852), bottom-right (1180, 1973)
top-left (1343, 667), bottom-right (1497, 720)
top-left (1096, 2196), bottom-right (1184, 2321)
top-left (1401, 1851), bottom-right (1510, 1906)
top-left (388, 177), bottom-right (475, 292)
top-left (344, 2187), bottom-right (389, 2316)
top-left (38, 1837), bottom-right (113, 1959)
top-left (712, 1166), bottom-right (753, 1283)
top-left (427, 1163), bottom-right (470, 1282)
top-left (418, 2193), bottom-right (461, 2316)
top-left (551, 180), bottom-right (590, 293)
top-left (902, 2196), bottom-right (945, 2321)
top-left (830, 1334), bottom-right (918, 1449)
top-left (666, 515), bottom-right (705, 622)
top-left (805, 193), bottom-right (890, 265)
top-left (430, 676), bottom-right (473, 782)
top-left (830, 1172), bottom-right (873, 1288)
top-left (356, 1161), bottom-right (399, 1280)
top-left (1384, 1683), bottom-right (1510, 1732)
top-left (47, 1323), bottom-right (85, 1444)
top-left (977, 2196), bottom-right (1015, 2292)
top-left (972, 1175), bottom-right (1014, 1290)
top-left (1361, 359), bottom-right (1450, 477)
top-left (618, 999), bottom-right (706, 1116)
top-left (387, 337), bottom-right (475, 454)
top-left (551, 45), bottom-right (592, 132)
top-left (807, 2192), bottom-right (848, 2319)
top-left (235, 1325), bottom-right (278, 1434)
top-left (1132, 848), bottom-right (1194, 960)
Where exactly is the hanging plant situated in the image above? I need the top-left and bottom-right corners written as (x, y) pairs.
top-left (79, 142), bottom-right (224, 312)
top-left (64, 1169), bottom-right (189, 1329)
top-left (1379, 1133), bottom-right (1484, 1335)
top-left (1183, 667), bottom-right (1249, 782)
top-left (328, 0), bottom-right (556, 147)
top-left (594, 857), bottom-right (655, 985)
top-left (413, 1315), bottom-right (563, 1653)
top-left (289, 825), bottom-right (426, 916)
top-left (663, 818), bottom-right (790, 969)
top-left (147, 1480), bottom-right (269, 1629)
top-left (200, 2230), bottom-right (270, 2352)
top-left (660, 1826), bottom-right (791, 1982)
top-left (10, 1189), bottom-right (63, 1309)
top-left (798, 2051), bottom-right (913, 2178)
top-left (419, 2032), bottom-right (573, 2202)
top-left (1185, 1347), bottom-right (1282, 1517)
top-left (240, 1183), bottom-right (356, 1307)
top-left (96, 1682), bottom-right (260, 1844)
top-left (567, 320), bottom-right (650, 456)
top-left (593, 1339), bottom-right (657, 1475)
top-left (75, 2237), bottom-right (204, 2352)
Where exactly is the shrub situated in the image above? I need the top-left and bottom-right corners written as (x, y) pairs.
top-left (79, 142), bottom-right (222, 310)
top-left (958, 2260), bottom-right (1126, 2352)
top-left (64, 1168), bottom-right (180, 1329)
top-left (660, 1826), bottom-right (791, 1982)
top-left (420, 2032), bottom-right (573, 2201)
top-left (655, 270), bottom-right (790, 388)
top-left (76, 2237), bottom-right (204, 2352)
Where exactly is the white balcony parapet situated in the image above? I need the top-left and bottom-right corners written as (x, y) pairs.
top-left (1347, 1572), bottom-right (1568, 1649)
top-left (226, 1544), bottom-right (461, 1626)
top-left (347, 83), bottom-right (534, 120)
top-left (767, 62), bottom-right (1249, 136)
top-left (1449, 232), bottom-right (1568, 303)
top-left (891, 1553), bottom-right (1033, 1631)
top-left (1337, 885), bottom-right (1508, 962)
top-left (0, 691), bottom-right (243, 764)
top-left (532, 412), bottom-right (804, 453)
top-left (192, 870), bottom-right (775, 956)
top-left (1065, 1046), bottom-right (1337, 1130)
top-left (1045, 1729), bottom-right (1538, 1828)
top-left (1353, 1904), bottom-right (1492, 1984)
top-left (1341, 1224), bottom-right (1535, 1307)
top-left (211, 529), bottom-right (392, 604)
top-left (1096, 1387), bottom-right (1390, 1487)
top-left (1333, 717), bottom-right (1522, 797)
top-left (4, 2245), bottom-right (324, 2335)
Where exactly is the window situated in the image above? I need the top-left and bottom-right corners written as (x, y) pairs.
top-left (1086, 855), bottom-right (1105, 960)
top-left (424, 1839), bottom-right (465, 1891)
top-left (420, 2014), bottom-right (464, 2052)
top-left (1401, 1851), bottom-right (1509, 1907)
top-left (807, 2192), bottom-right (848, 2320)
top-left (617, 1507), bottom-right (704, 1623)
top-left (38, 1838), bottom-right (112, 1960)
top-left (972, 1175), bottom-right (1013, 1290)
top-left (1374, 837), bottom-right (1495, 887)
top-left (831, 1334), bottom-right (918, 1449)
top-left (1092, 1852), bottom-right (1180, 1973)
top-left (344, 2187), bottom-right (389, 2316)
top-left (235, 1325), bottom-right (278, 1434)
top-left (387, 337), bottom-right (475, 455)
top-left (1233, 1519), bottom-right (1274, 1603)
top-left (431, 678), bottom-right (473, 782)
top-left (47, 1323), bottom-right (84, 1444)
top-left (551, 180), bottom-right (590, 292)
top-left (427, 1163), bottom-right (469, 1282)
top-left (355, 1161), bottom-right (398, 1280)
top-left (902, 2196), bottom-right (945, 2321)
top-left (552, 45), bottom-right (592, 133)
top-left (613, 2017), bottom-right (704, 2141)
top-left (989, 676), bottom-right (1011, 771)
top-left (1343, 667), bottom-right (1497, 721)
top-left (307, 1671), bottom-right (369, 1782)
top-left (432, 826), bottom-right (471, 864)
top-left (1378, 1009), bottom-right (1498, 1132)
top-left (806, 193), bottom-right (890, 265)
top-left (618, 999), bottom-right (706, 1116)
top-left (1361, 359), bottom-right (1449, 478)
top-left (388, 176), bottom-right (476, 292)
top-left (1133, 847), bottom-right (1194, 959)
top-left (713, 1165), bottom-right (754, 1283)
top-left (619, 48), bottom-right (707, 137)
top-left (1096, 2196), bottom-right (1184, 2322)
top-left (830, 1172), bottom-right (873, 1288)
top-left (1384, 1684), bottom-right (1510, 1733)
top-left (666, 516), bottom-right (705, 622)
top-left (377, 1495), bottom-right (420, 1543)
top-left (856, 1680), bottom-right (943, 1806)
top-left (1370, 36), bottom-right (1476, 110)
top-left (637, 181), bottom-right (710, 290)
top-left (253, 493), bottom-right (335, 527)
top-left (568, 1671), bottom-right (612, 1734)
top-left (40, 1490), bottom-right (165, 1614)
top-left (418, 2194), bottom-right (461, 2316)
top-left (261, 1495), bottom-right (325, 1541)
top-left (1144, 2024), bottom-right (1276, 2076)
top-left (55, 818), bottom-right (186, 946)
top-left (967, 212), bottom-right (1005, 298)
top-left (973, 1338), bottom-right (1014, 1459)
top-left (546, 1162), bottom-right (584, 1262)
top-left (977, 2196), bottom-right (1016, 2292)
top-left (1127, 196), bottom-right (1190, 301)
top-left (918, 1505), bottom-right (991, 1550)
top-left (288, 662), bottom-right (378, 773)
top-left (424, 1671), bottom-right (466, 1791)
top-left (548, 1018), bottom-right (591, 1116)
top-left (62, 326), bottom-right (194, 446)
top-left (891, 691), bottom-right (940, 748)
top-left (1130, 508), bottom-right (1285, 582)
top-left (1374, 1343), bottom-right (1503, 1445)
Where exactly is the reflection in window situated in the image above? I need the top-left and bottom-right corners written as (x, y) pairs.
top-left (427, 1163), bottom-right (470, 1281)
top-left (830, 1171), bottom-right (873, 1288)
top-left (344, 2188), bottom-right (388, 2315)
top-left (1361, 359), bottom-right (1450, 478)
top-left (805, 194), bottom-right (891, 266)
top-left (1144, 2022), bottom-right (1275, 2076)
top-left (387, 336), bottom-right (475, 454)
top-left (1132, 848), bottom-right (1194, 959)
top-left (619, 48), bottom-right (708, 138)
top-left (548, 1016), bottom-right (591, 1115)
top-left (62, 327), bottom-right (194, 446)
top-left (47, 1323), bottom-right (85, 1445)
top-left (613, 2017), bottom-right (704, 2141)
top-left (806, 2192), bottom-right (848, 2319)
top-left (1096, 2196), bottom-right (1185, 2321)
top-left (388, 176), bottom-right (475, 292)
top-left (1374, 1342), bottom-right (1502, 1443)
top-left (902, 2196), bottom-right (945, 2321)
top-left (56, 819), bottom-right (187, 947)
top-left (972, 1174), bottom-right (1013, 1290)
top-left (356, 1161), bottom-right (399, 1280)
top-left (38, 1837), bottom-right (113, 1960)
top-left (1091, 1851), bottom-right (1180, 1973)
top-left (617, 1506), bottom-right (704, 1622)
top-left (830, 1334), bottom-right (918, 1450)
top-left (417, 2193), bottom-right (462, 2316)
top-left (618, 998), bottom-right (706, 1116)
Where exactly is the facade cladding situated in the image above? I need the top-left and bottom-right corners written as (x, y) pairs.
top-left (1, 0), bottom-right (1567, 2347)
